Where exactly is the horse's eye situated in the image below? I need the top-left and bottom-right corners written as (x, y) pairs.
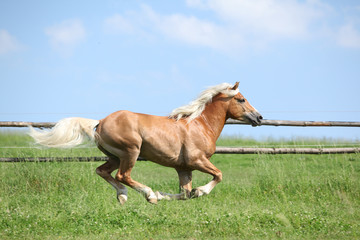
top-left (237, 98), bottom-right (246, 103)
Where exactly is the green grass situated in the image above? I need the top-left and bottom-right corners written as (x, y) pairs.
top-left (0, 131), bottom-right (360, 239)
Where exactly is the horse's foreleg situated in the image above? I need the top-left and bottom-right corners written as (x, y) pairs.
top-left (96, 158), bottom-right (128, 204)
top-left (115, 151), bottom-right (158, 204)
top-left (189, 158), bottom-right (222, 198)
top-left (155, 169), bottom-right (193, 201)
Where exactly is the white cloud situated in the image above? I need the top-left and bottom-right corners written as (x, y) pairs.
top-left (155, 0), bottom-right (328, 51)
top-left (192, 0), bottom-right (327, 39)
top-left (45, 19), bottom-right (86, 56)
top-left (104, 5), bottom-right (244, 52)
top-left (104, 1), bottom-right (360, 52)
top-left (186, 0), bottom-right (209, 9)
top-left (0, 29), bottom-right (22, 54)
top-left (337, 23), bottom-right (360, 49)
top-left (104, 14), bottom-right (135, 34)
top-left (144, 6), bottom-right (244, 51)
top-left (158, 14), bottom-right (226, 47)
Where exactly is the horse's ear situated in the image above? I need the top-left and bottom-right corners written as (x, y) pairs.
top-left (231, 82), bottom-right (239, 90)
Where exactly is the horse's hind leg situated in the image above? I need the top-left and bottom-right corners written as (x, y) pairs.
top-left (96, 157), bottom-right (128, 205)
top-left (115, 150), bottom-right (158, 204)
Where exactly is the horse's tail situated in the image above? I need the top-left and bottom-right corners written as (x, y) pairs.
top-left (29, 117), bottom-right (100, 148)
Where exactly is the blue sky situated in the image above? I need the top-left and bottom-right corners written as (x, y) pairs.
top-left (1, 0), bottom-right (360, 140)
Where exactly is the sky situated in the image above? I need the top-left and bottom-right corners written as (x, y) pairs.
top-left (1, 0), bottom-right (360, 141)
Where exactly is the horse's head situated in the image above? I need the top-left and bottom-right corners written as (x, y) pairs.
top-left (226, 82), bottom-right (262, 126)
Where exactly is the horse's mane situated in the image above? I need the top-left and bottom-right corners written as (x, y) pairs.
top-left (169, 83), bottom-right (239, 122)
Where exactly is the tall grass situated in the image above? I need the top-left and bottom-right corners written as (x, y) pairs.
top-left (0, 132), bottom-right (359, 239)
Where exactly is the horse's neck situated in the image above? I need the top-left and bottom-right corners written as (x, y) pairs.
top-left (198, 100), bottom-right (228, 141)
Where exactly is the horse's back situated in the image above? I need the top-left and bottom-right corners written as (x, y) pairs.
top-left (97, 110), bottom-right (141, 147)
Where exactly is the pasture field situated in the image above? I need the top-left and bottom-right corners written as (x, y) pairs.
top-left (0, 131), bottom-right (359, 239)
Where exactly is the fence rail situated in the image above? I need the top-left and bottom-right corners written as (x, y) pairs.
top-left (0, 121), bottom-right (56, 128)
top-left (1, 120), bottom-right (359, 161)
top-left (1, 119), bottom-right (360, 128)
top-left (1, 147), bottom-right (359, 162)
top-left (226, 119), bottom-right (360, 127)
top-left (216, 147), bottom-right (360, 154)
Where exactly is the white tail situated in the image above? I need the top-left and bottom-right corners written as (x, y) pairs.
top-left (29, 117), bottom-right (99, 148)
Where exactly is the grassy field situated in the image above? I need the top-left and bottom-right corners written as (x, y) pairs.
top-left (0, 131), bottom-right (359, 239)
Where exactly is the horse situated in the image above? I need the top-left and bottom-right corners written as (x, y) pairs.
top-left (29, 82), bottom-right (262, 204)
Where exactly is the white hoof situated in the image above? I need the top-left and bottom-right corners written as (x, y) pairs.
top-left (155, 191), bottom-right (171, 201)
top-left (146, 191), bottom-right (158, 204)
top-left (191, 188), bottom-right (205, 198)
top-left (117, 194), bottom-right (128, 205)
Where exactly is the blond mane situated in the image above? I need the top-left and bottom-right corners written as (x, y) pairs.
top-left (169, 83), bottom-right (239, 122)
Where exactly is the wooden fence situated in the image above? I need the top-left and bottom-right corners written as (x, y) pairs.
top-left (1, 146), bottom-right (359, 162)
top-left (1, 119), bottom-right (360, 128)
top-left (0, 119), bottom-right (359, 162)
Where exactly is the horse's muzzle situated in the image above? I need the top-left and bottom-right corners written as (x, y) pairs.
top-left (245, 112), bottom-right (263, 126)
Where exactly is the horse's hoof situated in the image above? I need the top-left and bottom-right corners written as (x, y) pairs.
top-left (155, 191), bottom-right (164, 200)
top-left (147, 197), bottom-right (158, 204)
top-left (117, 194), bottom-right (128, 205)
top-left (190, 188), bottom-right (200, 198)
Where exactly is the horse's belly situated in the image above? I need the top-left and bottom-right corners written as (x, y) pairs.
top-left (136, 114), bottom-right (188, 167)
top-left (139, 139), bottom-right (183, 168)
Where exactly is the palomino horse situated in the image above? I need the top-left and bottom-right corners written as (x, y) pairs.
top-left (30, 82), bottom-right (262, 204)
